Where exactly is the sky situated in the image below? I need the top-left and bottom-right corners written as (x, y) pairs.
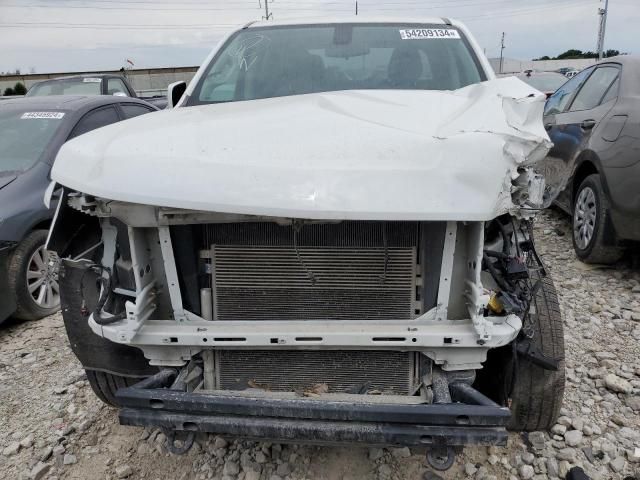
top-left (0, 0), bottom-right (638, 74)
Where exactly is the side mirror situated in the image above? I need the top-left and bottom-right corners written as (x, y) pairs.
top-left (167, 81), bottom-right (187, 109)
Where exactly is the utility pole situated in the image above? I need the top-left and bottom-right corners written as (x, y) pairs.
top-left (260, 0), bottom-right (272, 20)
top-left (499, 32), bottom-right (505, 74)
top-left (355, 1), bottom-right (358, 15)
top-left (597, 0), bottom-right (610, 60)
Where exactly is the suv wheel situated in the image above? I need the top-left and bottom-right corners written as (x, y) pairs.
top-left (86, 370), bottom-right (138, 407)
top-left (507, 272), bottom-right (565, 431)
top-left (572, 174), bottom-right (622, 264)
top-left (475, 270), bottom-right (565, 432)
top-left (7, 230), bottom-right (61, 320)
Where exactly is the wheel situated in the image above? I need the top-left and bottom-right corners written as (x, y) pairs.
top-left (7, 230), bottom-right (61, 320)
top-left (572, 174), bottom-right (623, 264)
top-left (508, 272), bottom-right (565, 431)
top-left (85, 370), bottom-right (139, 407)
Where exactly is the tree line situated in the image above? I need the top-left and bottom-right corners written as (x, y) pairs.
top-left (535, 49), bottom-right (621, 60)
top-left (2, 82), bottom-right (27, 96)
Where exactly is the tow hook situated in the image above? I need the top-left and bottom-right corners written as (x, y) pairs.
top-left (162, 427), bottom-right (195, 455)
top-left (425, 445), bottom-right (457, 471)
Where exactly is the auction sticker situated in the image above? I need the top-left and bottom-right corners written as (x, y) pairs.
top-left (21, 112), bottom-right (65, 120)
top-left (400, 29), bottom-right (460, 40)
top-left (82, 77), bottom-right (102, 83)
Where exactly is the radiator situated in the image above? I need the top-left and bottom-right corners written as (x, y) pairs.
top-left (215, 350), bottom-right (417, 395)
top-left (203, 221), bottom-right (420, 321)
top-left (212, 245), bottom-right (417, 321)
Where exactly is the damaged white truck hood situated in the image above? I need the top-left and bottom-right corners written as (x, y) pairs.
top-left (52, 77), bottom-right (553, 221)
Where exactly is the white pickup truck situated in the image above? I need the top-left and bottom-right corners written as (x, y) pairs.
top-left (47, 17), bottom-right (565, 470)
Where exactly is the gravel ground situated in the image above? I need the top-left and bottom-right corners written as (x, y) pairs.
top-left (1, 209), bottom-right (639, 480)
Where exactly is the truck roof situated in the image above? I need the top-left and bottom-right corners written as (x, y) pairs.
top-left (246, 16), bottom-right (452, 28)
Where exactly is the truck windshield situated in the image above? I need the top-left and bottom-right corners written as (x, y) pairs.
top-left (27, 78), bottom-right (102, 96)
top-left (0, 109), bottom-right (66, 174)
top-left (191, 23), bottom-right (484, 105)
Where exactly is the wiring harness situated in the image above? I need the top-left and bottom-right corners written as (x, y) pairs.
top-left (80, 264), bottom-right (127, 325)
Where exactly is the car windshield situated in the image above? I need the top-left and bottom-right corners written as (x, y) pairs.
top-left (519, 73), bottom-right (567, 93)
top-left (27, 78), bottom-right (102, 96)
top-left (191, 23), bottom-right (484, 104)
top-left (0, 109), bottom-right (66, 174)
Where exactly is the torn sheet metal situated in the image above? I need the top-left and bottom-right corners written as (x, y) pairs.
top-left (52, 77), bottom-right (556, 221)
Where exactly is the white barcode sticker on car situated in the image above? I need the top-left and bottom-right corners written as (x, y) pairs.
top-left (399, 29), bottom-right (460, 40)
top-left (82, 77), bottom-right (102, 83)
top-left (21, 112), bottom-right (65, 120)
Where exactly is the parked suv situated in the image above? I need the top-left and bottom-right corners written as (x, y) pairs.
top-left (0, 95), bottom-right (157, 324)
top-left (48, 18), bottom-right (566, 469)
top-left (543, 56), bottom-right (640, 263)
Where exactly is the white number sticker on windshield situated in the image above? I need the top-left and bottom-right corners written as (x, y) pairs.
top-left (399, 29), bottom-right (460, 40)
top-left (21, 112), bottom-right (65, 120)
top-left (82, 78), bottom-right (102, 83)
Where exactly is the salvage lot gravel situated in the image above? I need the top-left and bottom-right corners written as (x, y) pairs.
top-left (1, 209), bottom-right (639, 480)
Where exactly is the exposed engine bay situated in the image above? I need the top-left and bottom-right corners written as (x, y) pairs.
top-left (50, 196), bottom-right (561, 462)
top-left (45, 77), bottom-right (567, 459)
top-left (52, 194), bottom-right (553, 385)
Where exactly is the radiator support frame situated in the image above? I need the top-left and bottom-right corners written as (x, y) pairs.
top-left (83, 213), bottom-right (523, 371)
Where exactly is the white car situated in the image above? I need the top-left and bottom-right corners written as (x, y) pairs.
top-left (48, 17), bottom-right (565, 468)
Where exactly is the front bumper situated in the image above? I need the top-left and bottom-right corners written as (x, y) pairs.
top-left (116, 370), bottom-right (510, 448)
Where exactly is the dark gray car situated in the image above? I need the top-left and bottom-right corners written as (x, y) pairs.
top-left (0, 95), bottom-right (158, 323)
top-left (543, 55), bottom-right (640, 263)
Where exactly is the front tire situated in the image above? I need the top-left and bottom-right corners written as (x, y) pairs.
top-left (508, 272), bottom-right (565, 431)
top-left (572, 174), bottom-right (622, 264)
top-left (7, 230), bottom-right (60, 320)
top-left (476, 270), bottom-right (566, 432)
top-left (86, 370), bottom-right (138, 407)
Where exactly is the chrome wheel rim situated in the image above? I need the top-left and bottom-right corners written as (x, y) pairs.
top-left (26, 246), bottom-right (60, 309)
top-left (574, 186), bottom-right (597, 250)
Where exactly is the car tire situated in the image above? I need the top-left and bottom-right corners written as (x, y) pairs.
top-left (572, 174), bottom-right (623, 264)
top-left (507, 272), bottom-right (565, 432)
top-left (7, 230), bottom-right (60, 321)
top-left (86, 370), bottom-right (139, 407)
